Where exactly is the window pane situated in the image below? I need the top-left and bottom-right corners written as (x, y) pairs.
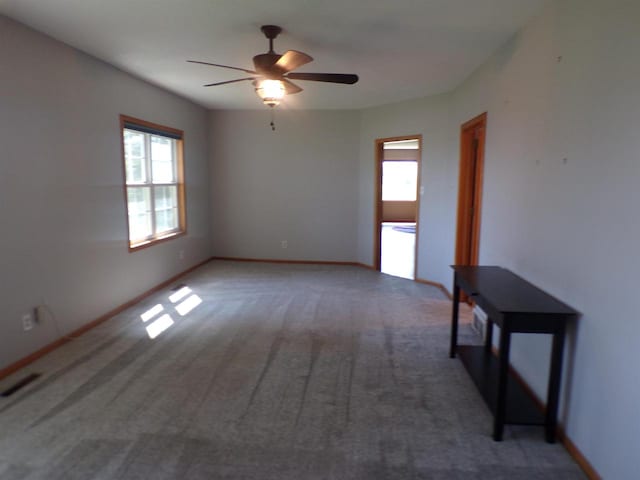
top-left (151, 136), bottom-right (176, 183)
top-left (382, 161), bottom-right (418, 201)
top-left (127, 187), bottom-right (152, 241)
top-left (124, 130), bottom-right (147, 183)
top-left (154, 185), bottom-right (178, 233)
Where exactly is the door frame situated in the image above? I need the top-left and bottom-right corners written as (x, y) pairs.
top-left (454, 113), bottom-right (487, 267)
top-left (373, 134), bottom-right (422, 275)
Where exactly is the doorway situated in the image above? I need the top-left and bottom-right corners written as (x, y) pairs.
top-left (455, 113), bottom-right (487, 269)
top-left (374, 135), bottom-right (422, 280)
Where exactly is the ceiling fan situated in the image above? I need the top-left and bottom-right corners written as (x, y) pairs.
top-left (188, 25), bottom-right (359, 108)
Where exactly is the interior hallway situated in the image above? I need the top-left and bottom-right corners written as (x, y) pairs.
top-left (0, 261), bottom-right (585, 479)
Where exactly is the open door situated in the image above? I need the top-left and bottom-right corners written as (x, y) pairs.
top-left (374, 135), bottom-right (422, 279)
top-left (455, 113), bottom-right (487, 274)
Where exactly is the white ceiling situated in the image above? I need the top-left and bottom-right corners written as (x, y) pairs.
top-left (0, 0), bottom-right (545, 110)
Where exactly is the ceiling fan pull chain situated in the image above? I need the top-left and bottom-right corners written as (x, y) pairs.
top-left (270, 106), bottom-right (276, 131)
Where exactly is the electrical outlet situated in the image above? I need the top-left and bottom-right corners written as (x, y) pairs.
top-left (22, 314), bottom-right (34, 331)
top-left (281, 240), bottom-right (288, 249)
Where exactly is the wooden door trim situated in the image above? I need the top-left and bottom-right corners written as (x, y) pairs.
top-left (374, 134), bottom-right (422, 274)
top-left (455, 113), bottom-right (487, 267)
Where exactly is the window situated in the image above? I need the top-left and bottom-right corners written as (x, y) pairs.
top-left (382, 161), bottom-right (418, 201)
top-left (120, 115), bottom-right (186, 250)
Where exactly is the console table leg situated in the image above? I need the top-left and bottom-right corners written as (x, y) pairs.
top-left (545, 328), bottom-right (566, 443)
top-left (484, 320), bottom-right (493, 355)
top-left (449, 282), bottom-right (460, 358)
top-left (494, 326), bottom-right (511, 441)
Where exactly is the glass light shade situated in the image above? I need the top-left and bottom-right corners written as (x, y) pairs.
top-left (255, 79), bottom-right (286, 106)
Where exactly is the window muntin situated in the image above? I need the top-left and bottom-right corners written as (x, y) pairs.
top-left (121, 116), bottom-right (185, 250)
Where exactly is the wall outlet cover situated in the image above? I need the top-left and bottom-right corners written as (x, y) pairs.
top-left (22, 314), bottom-right (34, 331)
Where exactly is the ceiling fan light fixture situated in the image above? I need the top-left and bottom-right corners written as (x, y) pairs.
top-left (255, 79), bottom-right (286, 106)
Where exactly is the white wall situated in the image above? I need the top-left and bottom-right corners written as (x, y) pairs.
top-left (357, 94), bottom-right (455, 287)
top-left (354, 1), bottom-right (640, 477)
top-left (208, 109), bottom-right (360, 262)
top-left (453, 1), bottom-right (639, 478)
top-left (0, 16), bottom-right (211, 371)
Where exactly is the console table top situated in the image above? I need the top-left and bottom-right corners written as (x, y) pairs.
top-left (451, 265), bottom-right (579, 316)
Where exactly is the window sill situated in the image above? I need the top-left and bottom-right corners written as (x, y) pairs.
top-left (129, 230), bottom-right (185, 252)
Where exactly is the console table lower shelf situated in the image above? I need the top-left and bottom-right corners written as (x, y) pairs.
top-left (457, 345), bottom-right (544, 426)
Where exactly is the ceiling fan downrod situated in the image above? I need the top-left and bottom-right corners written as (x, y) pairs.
top-left (261, 25), bottom-right (282, 53)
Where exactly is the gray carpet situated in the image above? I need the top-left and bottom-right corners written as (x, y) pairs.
top-left (0, 261), bottom-right (585, 479)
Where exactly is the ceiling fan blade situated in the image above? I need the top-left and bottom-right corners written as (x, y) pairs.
top-left (204, 77), bottom-right (257, 87)
top-left (188, 60), bottom-right (256, 74)
top-left (275, 50), bottom-right (313, 73)
top-left (281, 79), bottom-right (303, 95)
top-left (285, 72), bottom-right (359, 84)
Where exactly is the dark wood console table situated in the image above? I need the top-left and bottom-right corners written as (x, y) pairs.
top-left (449, 266), bottom-right (578, 442)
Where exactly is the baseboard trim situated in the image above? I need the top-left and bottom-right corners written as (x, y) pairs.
top-left (488, 347), bottom-right (601, 480)
top-left (0, 257), bottom-right (213, 382)
top-left (559, 430), bottom-right (601, 480)
top-left (355, 262), bottom-right (376, 270)
top-left (211, 256), bottom-right (373, 269)
top-left (415, 277), bottom-right (453, 299)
